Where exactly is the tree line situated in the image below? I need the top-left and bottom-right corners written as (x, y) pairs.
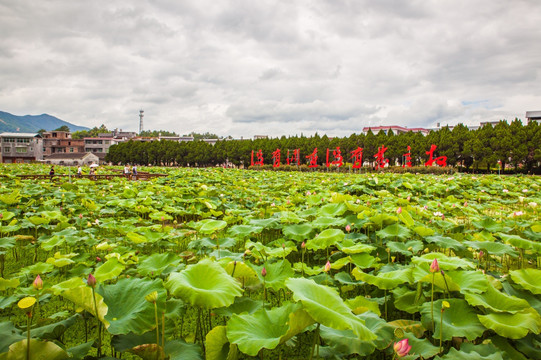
top-left (105, 119), bottom-right (541, 173)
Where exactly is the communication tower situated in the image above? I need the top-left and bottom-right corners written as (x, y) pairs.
top-left (139, 109), bottom-right (144, 134)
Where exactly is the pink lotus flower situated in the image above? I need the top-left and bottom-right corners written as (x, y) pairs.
top-left (345, 224), bottom-right (351, 233)
top-left (503, 189), bottom-right (509, 193)
top-left (33, 275), bottom-right (43, 290)
top-left (261, 267), bottom-right (267, 277)
top-left (87, 274), bottom-right (97, 288)
top-left (397, 207), bottom-right (402, 214)
top-left (301, 241), bottom-right (306, 249)
top-left (324, 260), bottom-right (331, 272)
top-left (306, 191), bottom-right (311, 196)
top-left (464, 201), bottom-right (468, 207)
top-left (478, 251), bottom-right (484, 259)
top-left (407, 196), bottom-right (411, 201)
top-left (79, 214), bottom-right (83, 219)
top-left (96, 256), bottom-right (102, 262)
top-left (430, 258), bottom-right (440, 273)
top-left (393, 338), bottom-right (411, 357)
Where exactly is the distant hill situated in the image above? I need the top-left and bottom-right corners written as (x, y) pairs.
top-left (0, 111), bottom-right (90, 133)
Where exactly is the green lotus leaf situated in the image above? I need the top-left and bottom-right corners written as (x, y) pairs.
top-left (337, 240), bottom-right (376, 254)
top-left (127, 344), bottom-right (166, 360)
top-left (472, 218), bottom-right (504, 232)
top-left (498, 233), bottom-right (541, 252)
top-left (464, 282), bottom-right (530, 313)
top-left (206, 326), bottom-right (237, 360)
top-left (464, 241), bottom-right (518, 257)
top-left (392, 286), bottom-right (425, 314)
top-left (286, 278), bottom-right (376, 340)
top-left (412, 252), bottom-right (475, 270)
top-left (376, 223), bottom-right (411, 240)
top-left (434, 346), bottom-right (503, 360)
top-left (0, 190), bottom-right (21, 205)
top-left (111, 331), bottom-right (156, 354)
top-left (501, 281), bottom-right (541, 316)
top-left (306, 228), bottom-right (345, 251)
top-left (49, 277), bottom-right (85, 295)
top-left (369, 213), bottom-right (397, 228)
top-left (30, 314), bottom-right (80, 341)
top-left (425, 235), bottom-right (465, 251)
top-left (149, 211), bottom-right (173, 221)
top-left (0, 339), bottom-right (69, 360)
top-left (0, 296), bottom-right (18, 310)
top-left (27, 216), bottom-right (49, 226)
top-left (94, 258), bottom-right (125, 283)
top-left (0, 278), bottom-right (19, 291)
top-left (164, 339), bottom-right (203, 360)
top-left (478, 308), bottom-right (541, 339)
top-left (311, 216), bottom-right (348, 229)
top-left (248, 218), bottom-right (281, 229)
top-left (387, 319), bottom-right (425, 338)
top-left (420, 299), bottom-right (485, 341)
top-left (102, 277), bottom-right (166, 335)
top-left (0, 237), bottom-right (16, 250)
top-left (345, 296), bottom-right (381, 316)
top-left (226, 302), bottom-right (313, 356)
top-left (510, 269), bottom-right (541, 295)
top-left (194, 219), bottom-right (227, 234)
top-left (282, 224), bottom-right (314, 241)
top-left (461, 343), bottom-right (507, 360)
top-left (402, 331), bottom-right (440, 360)
top-left (126, 232), bottom-right (148, 244)
top-left (318, 203), bottom-right (347, 217)
top-left (224, 261), bottom-right (260, 288)
top-left (387, 240), bottom-right (424, 256)
top-left (166, 259), bottom-right (243, 309)
top-left (398, 208), bottom-right (415, 228)
top-left (318, 326), bottom-right (375, 356)
top-left (0, 322), bottom-right (25, 353)
top-left (413, 226), bottom-right (436, 237)
top-left (492, 335), bottom-right (530, 360)
top-left (352, 267), bottom-right (412, 290)
top-left (137, 252), bottom-right (181, 277)
top-left (67, 341), bottom-right (94, 360)
top-left (214, 296), bottom-right (262, 318)
top-left (227, 225), bottom-right (263, 238)
top-left (62, 285), bottom-right (109, 326)
top-left (350, 253), bottom-right (377, 268)
top-left (446, 270), bottom-right (489, 294)
top-left (0, 211), bottom-right (15, 222)
top-left (251, 259), bottom-right (294, 291)
top-left (40, 235), bottom-right (65, 251)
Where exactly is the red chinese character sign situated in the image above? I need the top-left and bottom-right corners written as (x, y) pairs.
top-left (306, 148), bottom-right (318, 168)
top-left (287, 149), bottom-right (300, 166)
top-left (251, 149), bottom-right (264, 166)
top-left (374, 145), bottom-right (389, 169)
top-left (403, 146), bottom-right (412, 168)
top-left (326, 147), bottom-right (343, 167)
top-left (272, 149), bottom-right (281, 167)
top-left (425, 144), bottom-right (447, 167)
top-left (350, 147), bottom-right (363, 169)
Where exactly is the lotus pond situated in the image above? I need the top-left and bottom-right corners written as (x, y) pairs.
top-left (0, 164), bottom-right (540, 359)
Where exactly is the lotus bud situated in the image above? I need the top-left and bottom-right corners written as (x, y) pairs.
top-left (33, 275), bottom-right (43, 290)
top-left (345, 224), bottom-right (351, 233)
top-left (87, 273), bottom-right (97, 288)
top-left (96, 256), bottom-right (102, 262)
top-left (407, 196), bottom-right (411, 201)
top-left (324, 260), bottom-right (331, 272)
top-left (464, 201), bottom-right (468, 207)
top-left (282, 243), bottom-right (286, 249)
top-left (271, 202), bottom-right (275, 207)
top-left (145, 291), bottom-right (158, 304)
top-left (79, 214), bottom-right (83, 219)
top-left (0, 213), bottom-right (3, 219)
top-left (478, 251), bottom-right (484, 259)
top-left (301, 241), bottom-right (306, 249)
top-left (430, 258), bottom-right (440, 273)
top-left (161, 216), bottom-right (164, 221)
top-left (393, 338), bottom-right (412, 357)
top-left (261, 267), bottom-right (267, 277)
top-left (397, 207), bottom-right (402, 214)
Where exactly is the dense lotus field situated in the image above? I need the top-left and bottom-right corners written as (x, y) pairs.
top-left (0, 164), bottom-right (540, 360)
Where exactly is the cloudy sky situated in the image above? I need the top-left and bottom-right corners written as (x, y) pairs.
top-left (1, 0), bottom-right (540, 138)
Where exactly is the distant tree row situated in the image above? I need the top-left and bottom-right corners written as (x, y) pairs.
top-left (105, 120), bottom-right (541, 172)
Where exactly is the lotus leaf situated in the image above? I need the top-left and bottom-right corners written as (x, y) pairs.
top-left (425, 235), bottom-right (464, 251)
top-left (387, 319), bottom-right (425, 338)
top-left (350, 253), bottom-right (377, 268)
top-left (227, 224), bottom-right (263, 238)
top-left (412, 252), bottom-right (475, 270)
top-left (478, 308), bottom-right (541, 339)
top-left (472, 218), bottom-right (504, 232)
top-left (387, 240), bottom-right (424, 255)
top-left (491, 335), bottom-right (530, 360)
top-left (252, 259), bottom-right (294, 291)
top-left (434, 346), bottom-right (503, 360)
top-left (318, 203), bottom-right (347, 217)
top-left (420, 299), bottom-right (485, 341)
top-left (62, 285), bottom-right (109, 326)
top-left (311, 216), bottom-right (348, 229)
top-left (392, 286), bottom-right (425, 314)
top-left (205, 326), bottom-right (238, 360)
top-left (282, 223), bottom-right (313, 241)
top-left (30, 314), bottom-right (80, 340)
top-left (101, 277), bottom-right (165, 335)
top-left (166, 259), bottom-right (243, 309)
top-left (345, 296), bottom-right (381, 316)
top-left (337, 240), bottom-right (376, 254)
top-left (376, 223), bottom-right (411, 240)
top-left (352, 267), bottom-right (412, 290)
top-left (464, 241), bottom-right (518, 257)
top-left (0, 278), bottom-right (19, 291)
top-left (413, 225), bottom-right (436, 237)
top-left (306, 228), bottom-right (345, 250)
top-left (94, 258), bottom-right (125, 283)
top-left (0, 339), bottom-right (69, 360)
top-left (510, 269), bottom-right (541, 295)
top-left (464, 282), bottom-right (530, 313)
top-left (401, 332), bottom-right (440, 360)
top-left (67, 341), bottom-right (94, 360)
top-left (137, 252), bottom-right (181, 277)
top-left (0, 322), bottom-right (24, 353)
top-left (286, 278), bottom-right (376, 340)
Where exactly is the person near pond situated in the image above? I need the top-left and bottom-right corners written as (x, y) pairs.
top-left (77, 165), bottom-right (82, 178)
top-left (124, 164), bottom-right (131, 179)
top-left (49, 165), bottom-right (55, 180)
top-left (132, 164), bottom-right (137, 180)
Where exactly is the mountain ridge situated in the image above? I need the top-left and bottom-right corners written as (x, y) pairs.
top-left (0, 111), bottom-right (90, 133)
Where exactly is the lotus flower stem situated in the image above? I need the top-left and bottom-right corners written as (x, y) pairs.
top-left (431, 272), bottom-right (435, 333)
top-left (154, 301), bottom-right (159, 359)
top-left (309, 323), bottom-right (320, 360)
top-left (26, 313), bottom-right (31, 360)
top-left (161, 311), bottom-right (165, 360)
top-left (91, 287), bottom-right (102, 357)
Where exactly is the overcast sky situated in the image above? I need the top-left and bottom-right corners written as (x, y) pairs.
top-left (1, 0), bottom-right (540, 138)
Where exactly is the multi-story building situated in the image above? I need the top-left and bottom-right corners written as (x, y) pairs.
top-left (362, 126), bottom-right (429, 136)
top-left (84, 136), bottom-right (120, 163)
top-left (526, 111), bottom-right (541, 124)
top-left (0, 132), bottom-right (43, 163)
top-left (42, 131), bottom-right (84, 155)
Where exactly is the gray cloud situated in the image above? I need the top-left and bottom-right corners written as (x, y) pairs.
top-left (0, 0), bottom-right (540, 138)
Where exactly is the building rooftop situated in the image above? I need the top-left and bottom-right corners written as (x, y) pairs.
top-left (0, 132), bottom-right (41, 137)
top-left (526, 111), bottom-right (541, 119)
top-left (44, 152), bottom-right (96, 160)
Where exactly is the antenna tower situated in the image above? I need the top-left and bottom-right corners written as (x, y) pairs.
top-left (139, 109), bottom-right (144, 134)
